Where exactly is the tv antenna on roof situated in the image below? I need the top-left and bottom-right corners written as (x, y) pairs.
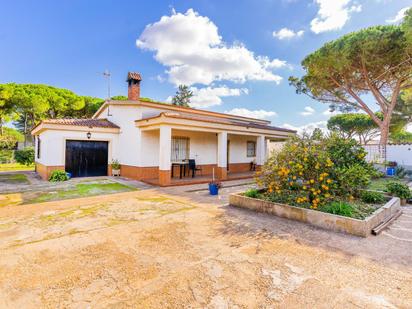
top-left (102, 70), bottom-right (112, 116)
top-left (103, 69), bottom-right (111, 100)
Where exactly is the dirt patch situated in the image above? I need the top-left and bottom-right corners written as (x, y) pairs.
top-left (0, 189), bottom-right (411, 308)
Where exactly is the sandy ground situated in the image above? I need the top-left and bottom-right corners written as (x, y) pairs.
top-left (0, 188), bottom-right (411, 308)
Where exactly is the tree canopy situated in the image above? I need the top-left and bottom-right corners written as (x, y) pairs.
top-left (390, 130), bottom-right (412, 143)
top-left (0, 83), bottom-right (105, 144)
top-left (0, 127), bottom-right (23, 149)
top-left (171, 85), bottom-right (193, 107)
top-left (290, 10), bottom-right (412, 145)
top-left (327, 113), bottom-right (380, 144)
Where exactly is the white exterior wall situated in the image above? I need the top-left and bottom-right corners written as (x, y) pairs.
top-left (364, 144), bottom-right (412, 168)
top-left (35, 130), bottom-right (119, 166)
top-left (96, 105), bottom-right (142, 166)
top-left (96, 105), bottom-right (173, 167)
top-left (173, 129), bottom-right (218, 165)
top-left (140, 130), bottom-right (160, 167)
top-left (228, 135), bottom-right (257, 164)
top-left (387, 145), bottom-right (412, 167)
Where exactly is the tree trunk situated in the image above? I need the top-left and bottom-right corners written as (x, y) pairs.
top-left (379, 125), bottom-right (389, 145)
top-left (23, 113), bottom-right (28, 148)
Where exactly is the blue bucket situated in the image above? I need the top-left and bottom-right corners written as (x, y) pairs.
top-left (66, 172), bottom-right (72, 179)
top-left (386, 167), bottom-right (395, 176)
top-left (209, 183), bottom-right (219, 195)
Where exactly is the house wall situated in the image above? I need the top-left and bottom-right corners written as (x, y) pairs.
top-left (228, 135), bottom-right (257, 164)
top-left (172, 129), bottom-right (218, 165)
top-left (97, 104), bottom-right (142, 166)
top-left (137, 129), bottom-right (258, 173)
top-left (386, 144), bottom-right (412, 168)
top-left (140, 130), bottom-right (160, 167)
top-left (96, 104), bottom-right (271, 170)
top-left (34, 129), bottom-right (119, 167)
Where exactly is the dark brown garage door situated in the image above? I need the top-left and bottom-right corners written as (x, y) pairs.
top-left (65, 140), bottom-right (108, 177)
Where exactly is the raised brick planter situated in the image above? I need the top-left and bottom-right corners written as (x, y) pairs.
top-left (229, 193), bottom-right (401, 237)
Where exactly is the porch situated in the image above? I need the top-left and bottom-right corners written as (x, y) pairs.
top-left (142, 170), bottom-right (256, 186)
top-left (136, 112), bottom-right (293, 186)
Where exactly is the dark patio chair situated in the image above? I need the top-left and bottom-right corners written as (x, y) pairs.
top-left (188, 159), bottom-right (202, 178)
top-left (250, 161), bottom-right (256, 171)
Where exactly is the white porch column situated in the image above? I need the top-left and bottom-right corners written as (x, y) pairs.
top-left (217, 131), bottom-right (228, 180)
top-left (256, 135), bottom-right (266, 168)
top-left (159, 125), bottom-right (171, 186)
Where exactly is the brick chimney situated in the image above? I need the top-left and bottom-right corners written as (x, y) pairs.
top-left (127, 72), bottom-right (142, 101)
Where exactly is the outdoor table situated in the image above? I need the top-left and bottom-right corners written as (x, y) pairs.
top-left (171, 162), bottom-right (189, 179)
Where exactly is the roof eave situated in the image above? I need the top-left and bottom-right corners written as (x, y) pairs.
top-left (135, 114), bottom-right (295, 136)
top-left (31, 122), bottom-right (120, 135)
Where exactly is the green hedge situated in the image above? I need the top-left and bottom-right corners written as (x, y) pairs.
top-left (14, 147), bottom-right (35, 166)
top-left (0, 150), bottom-right (14, 164)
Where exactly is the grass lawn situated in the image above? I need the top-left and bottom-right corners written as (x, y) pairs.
top-left (0, 181), bottom-right (137, 207)
top-left (0, 163), bottom-right (34, 172)
top-left (0, 173), bottom-right (29, 184)
top-left (368, 178), bottom-right (403, 192)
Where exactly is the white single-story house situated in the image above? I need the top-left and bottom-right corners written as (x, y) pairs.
top-left (31, 72), bottom-right (295, 186)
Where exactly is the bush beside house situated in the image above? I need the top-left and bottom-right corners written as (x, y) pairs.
top-left (254, 134), bottom-right (384, 219)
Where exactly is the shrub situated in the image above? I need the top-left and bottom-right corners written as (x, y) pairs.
top-left (49, 170), bottom-right (69, 182)
top-left (386, 182), bottom-right (411, 199)
top-left (256, 135), bottom-right (336, 209)
top-left (257, 134), bottom-right (373, 209)
top-left (360, 191), bottom-right (386, 204)
top-left (263, 190), bottom-right (311, 207)
top-left (244, 188), bottom-right (260, 198)
top-left (335, 164), bottom-right (371, 196)
top-left (319, 201), bottom-right (354, 217)
top-left (111, 159), bottom-right (121, 170)
top-left (395, 166), bottom-right (407, 179)
top-left (371, 169), bottom-right (385, 179)
top-left (14, 147), bottom-right (34, 166)
top-left (0, 128), bottom-right (23, 150)
top-left (0, 149), bottom-right (14, 163)
top-left (325, 134), bottom-right (368, 169)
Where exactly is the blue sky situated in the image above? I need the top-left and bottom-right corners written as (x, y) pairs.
top-left (1, 0), bottom-right (411, 131)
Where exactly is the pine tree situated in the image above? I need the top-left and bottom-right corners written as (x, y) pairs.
top-left (171, 85), bottom-right (193, 107)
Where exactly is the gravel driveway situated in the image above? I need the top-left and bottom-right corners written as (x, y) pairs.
top-left (0, 187), bottom-right (411, 308)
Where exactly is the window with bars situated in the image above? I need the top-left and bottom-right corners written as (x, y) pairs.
top-left (171, 137), bottom-right (189, 162)
top-left (247, 141), bottom-right (256, 157)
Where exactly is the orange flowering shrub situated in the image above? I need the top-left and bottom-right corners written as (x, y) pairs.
top-left (257, 132), bottom-right (379, 209)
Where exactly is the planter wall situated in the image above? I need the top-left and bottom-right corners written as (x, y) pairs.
top-left (229, 194), bottom-right (401, 237)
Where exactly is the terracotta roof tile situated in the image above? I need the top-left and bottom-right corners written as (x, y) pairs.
top-left (42, 118), bottom-right (119, 128)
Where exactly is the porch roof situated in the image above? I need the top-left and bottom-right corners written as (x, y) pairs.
top-left (135, 112), bottom-right (296, 138)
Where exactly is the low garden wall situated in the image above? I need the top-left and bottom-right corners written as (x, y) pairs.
top-left (229, 193), bottom-right (401, 237)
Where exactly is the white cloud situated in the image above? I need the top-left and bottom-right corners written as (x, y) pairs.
top-left (137, 9), bottom-right (285, 86)
top-left (155, 75), bottom-right (166, 83)
top-left (300, 106), bottom-right (315, 116)
top-left (272, 28), bottom-right (304, 40)
top-left (310, 0), bottom-right (362, 34)
top-left (225, 108), bottom-right (277, 119)
top-left (283, 121), bottom-right (328, 135)
top-left (189, 86), bottom-right (248, 108)
top-left (386, 7), bottom-right (410, 23)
